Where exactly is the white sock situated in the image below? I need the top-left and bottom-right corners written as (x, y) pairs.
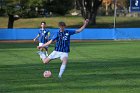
top-left (42, 51), bottom-right (46, 55)
top-left (46, 51), bottom-right (48, 56)
top-left (40, 53), bottom-right (46, 60)
top-left (58, 64), bottom-right (66, 78)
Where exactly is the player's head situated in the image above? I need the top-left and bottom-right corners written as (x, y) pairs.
top-left (41, 21), bottom-right (46, 28)
top-left (58, 21), bottom-right (66, 31)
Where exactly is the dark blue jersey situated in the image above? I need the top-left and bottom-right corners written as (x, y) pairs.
top-left (38, 28), bottom-right (50, 43)
top-left (51, 29), bottom-right (76, 53)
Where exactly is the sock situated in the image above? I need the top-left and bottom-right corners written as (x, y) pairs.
top-left (43, 51), bottom-right (46, 55)
top-left (46, 51), bottom-right (49, 56)
top-left (58, 64), bottom-right (66, 78)
top-left (40, 52), bottom-right (46, 60)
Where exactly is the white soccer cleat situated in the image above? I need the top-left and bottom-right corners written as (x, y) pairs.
top-left (37, 51), bottom-right (46, 60)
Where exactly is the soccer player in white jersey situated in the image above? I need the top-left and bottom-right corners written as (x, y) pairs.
top-left (37, 19), bottom-right (89, 78)
top-left (34, 21), bottom-right (50, 56)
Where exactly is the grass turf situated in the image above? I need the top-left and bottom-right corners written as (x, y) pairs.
top-left (0, 41), bottom-right (140, 93)
top-left (0, 16), bottom-right (140, 28)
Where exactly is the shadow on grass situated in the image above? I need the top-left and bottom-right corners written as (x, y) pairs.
top-left (1, 40), bottom-right (138, 49)
top-left (0, 43), bottom-right (55, 49)
top-left (0, 43), bottom-right (35, 49)
top-left (67, 21), bottom-right (114, 28)
top-left (0, 57), bottom-right (140, 79)
top-left (0, 58), bottom-right (140, 92)
top-left (67, 20), bottom-right (140, 28)
top-left (1, 84), bottom-right (140, 93)
top-left (0, 41), bottom-right (140, 92)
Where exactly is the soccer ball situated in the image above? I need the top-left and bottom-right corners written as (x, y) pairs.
top-left (43, 70), bottom-right (52, 78)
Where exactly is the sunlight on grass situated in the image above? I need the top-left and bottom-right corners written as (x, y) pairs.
top-left (0, 41), bottom-right (140, 93)
top-left (0, 16), bottom-right (140, 28)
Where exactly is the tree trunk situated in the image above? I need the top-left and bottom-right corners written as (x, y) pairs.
top-left (76, 0), bottom-right (102, 25)
top-left (89, 13), bottom-right (96, 25)
top-left (8, 14), bottom-right (15, 28)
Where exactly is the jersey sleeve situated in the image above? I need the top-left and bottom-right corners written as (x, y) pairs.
top-left (69, 30), bottom-right (76, 35)
top-left (47, 30), bottom-right (50, 37)
top-left (44, 29), bottom-right (50, 38)
top-left (38, 30), bottom-right (41, 35)
top-left (51, 32), bottom-right (58, 41)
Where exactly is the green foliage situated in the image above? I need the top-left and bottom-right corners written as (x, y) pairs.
top-left (46, 0), bottom-right (75, 15)
top-left (76, 0), bottom-right (103, 25)
top-left (1, 0), bottom-right (75, 17)
top-left (28, 0), bottom-right (44, 7)
top-left (19, 0), bottom-right (43, 18)
top-left (0, 8), bottom-right (6, 16)
top-left (2, 0), bottom-right (20, 15)
top-left (0, 0), bottom-right (46, 18)
top-left (117, 0), bottom-right (129, 8)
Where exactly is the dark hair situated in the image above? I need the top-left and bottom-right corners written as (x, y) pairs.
top-left (41, 21), bottom-right (46, 25)
top-left (58, 21), bottom-right (66, 26)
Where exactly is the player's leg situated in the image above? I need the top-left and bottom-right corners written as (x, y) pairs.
top-left (38, 51), bottom-right (60, 63)
top-left (37, 51), bottom-right (51, 63)
top-left (58, 53), bottom-right (68, 78)
top-left (39, 43), bottom-right (43, 59)
top-left (43, 57), bottom-right (51, 64)
top-left (37, 51), bottom-right (47, 62)
top-left (44, 47), bottom-right (49, 56)
top-left (41, 47), bottom-right (47, 55)
top-left (39, 43), bottom-right (44, 51)
top-left (38, 43), bottom-right (45, 59)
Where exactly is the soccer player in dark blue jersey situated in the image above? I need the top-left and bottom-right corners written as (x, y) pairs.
top-left (37, 19), bottom-right (89, 78)
top-left (34, 21), bottom-right (50, 56)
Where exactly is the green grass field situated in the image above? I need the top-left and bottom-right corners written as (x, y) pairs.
top-left (0, 41), bottom-right (140, 93)
top-left (0, 16), bottom-right (140, 28)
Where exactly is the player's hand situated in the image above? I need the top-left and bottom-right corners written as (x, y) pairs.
top-left (33, 38), bottom-right (36, 42)
top-left (84, 19), bottom-right (89, 25)
top-left (37, 46), bottom-right (42, 49)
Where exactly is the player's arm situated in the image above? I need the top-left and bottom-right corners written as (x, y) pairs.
top-left (34, 34), bottom-right (40, 42)
top-left (37, 40), bottom-right (53, 49)
top-left (38, 32), bottom-right (57, 49)
top-left (75, 19), bottom-right (89, 34)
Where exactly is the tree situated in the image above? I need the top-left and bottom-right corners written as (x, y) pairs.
top-left (76, 0), bottom-right (103, 25)
top-left (102, 0), bottom-right (129, 16)
top-left (116, 0), bottom-right (129, 9)
top-left (46, 0), bottom-right (75, 15)
top-left (5, 0), bottom-right (21, 28)
top-left (4, 0), bottom-right (48, 28)
top-left (0, 0), bottom-right (6, 16)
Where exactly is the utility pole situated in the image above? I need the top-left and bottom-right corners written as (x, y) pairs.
top-left (114, 0), bottom-right (117, 28)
